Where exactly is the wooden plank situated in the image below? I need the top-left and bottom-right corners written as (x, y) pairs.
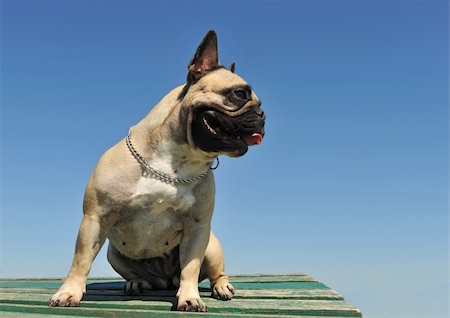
top-left (88, 280), bottom-right (328, 291)
top-left (84, 288), bottom-right (343, 301)
top-left (236, 289), bottom-right (342, 300)
top-left (1, 311), bottom-right (75, 318)
top-left (0, 303), bottom-right (300, 318)
top-left (1, 297), bottom-right (361, 317)
top-left (222, 274), bottom-right (317, 283)
top-left (209, 281), bottom-right (328, 290)
top-left (0, 280), bottom-right (63, 289)
top-left (0, 274), bottom-right (309, 282)
top-left (1, 303), bottom-right (354, 318)
top-left (0, 279), bottom-right (328, 291)
top-left (0, 275), bottom-right (320, 288)
top-left (0, 287), bottom-right (343, 300)
top-left (1, 301), bottom-right (361, 318)
top-left (0, 275), bottom-right (362, 317)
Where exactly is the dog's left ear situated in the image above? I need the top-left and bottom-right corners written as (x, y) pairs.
top-left (229, 61), bottom-right (236, 73)
top-left (188, 30), bottom-right (220, 82)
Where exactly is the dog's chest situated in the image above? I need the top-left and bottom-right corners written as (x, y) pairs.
top-left (110, 179), bottom-right (196, 259)
top-left (108, 141), bottom-right (211, 259)
top-left (130, 177), bottom-right (196, 212)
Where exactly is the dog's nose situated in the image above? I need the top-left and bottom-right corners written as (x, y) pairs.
top-left (259, 109), bottom-right (265, 119)
top-left (255, 107), bottom-right (265, 118)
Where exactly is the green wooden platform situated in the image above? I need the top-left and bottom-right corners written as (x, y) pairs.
top-left (0, 274), bottom-right (362, 317)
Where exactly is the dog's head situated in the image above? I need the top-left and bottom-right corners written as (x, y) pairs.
top-left (181, 31), bottom-right (265, 158)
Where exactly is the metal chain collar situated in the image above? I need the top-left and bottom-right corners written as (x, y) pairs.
top-left (125, 129), bottom-right (218, 185)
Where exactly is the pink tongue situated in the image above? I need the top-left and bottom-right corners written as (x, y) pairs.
top-left (244, 133), bottom-right (263, 146)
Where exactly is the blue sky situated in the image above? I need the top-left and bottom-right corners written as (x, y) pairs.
top-left (1, 1), bottom-right (448, 317)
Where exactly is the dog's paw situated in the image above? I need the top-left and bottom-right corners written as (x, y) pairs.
top-left (48, 283), bottom-right (84, 307)
top-left (176, 286), bottom-right (207, 312)
top-left (176, 296), bottom-right (207, 312)
top-left (211, 278), bottom-right (235, 301)
top-left (124, 278), bottom-right (153, 295)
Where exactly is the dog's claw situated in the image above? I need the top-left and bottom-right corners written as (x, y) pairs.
top-left (177, 297), bottom-right (207, 312)
top-left (49, 283), bottom-right (84, 307)
top-left (212, 280), bottom-right (235, 301)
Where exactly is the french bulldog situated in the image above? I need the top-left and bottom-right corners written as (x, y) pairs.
top-left (49, 30), bottom-right (265, 312)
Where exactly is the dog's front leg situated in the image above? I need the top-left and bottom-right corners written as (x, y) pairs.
top-left (49, 214), bottom-right (105, 307)
top-left (176, 222), bottom-right (210, 312)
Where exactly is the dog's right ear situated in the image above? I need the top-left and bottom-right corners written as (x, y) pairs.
top-left (187, 30), bottom-right (220, 82)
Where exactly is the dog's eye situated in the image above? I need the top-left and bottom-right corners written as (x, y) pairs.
top-left (225, 87), bottom-right (251, 107)
top-left (233, 89), bottom-right (248, 100)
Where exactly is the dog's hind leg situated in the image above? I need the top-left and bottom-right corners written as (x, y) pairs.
top-left (107, 243), bottom-right (153, 295)
top-left (107, 242), bottom-right (180, 295)
top-left (200, 231), bottom-right (235, 301)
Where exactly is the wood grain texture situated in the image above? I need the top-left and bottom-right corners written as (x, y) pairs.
top-left (0, 274), bottom-right (362, 317)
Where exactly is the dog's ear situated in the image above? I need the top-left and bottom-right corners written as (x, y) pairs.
top-left (187, 30), bottom-right (220, 82)
top-left (229, 61), bottom-right (236, 73)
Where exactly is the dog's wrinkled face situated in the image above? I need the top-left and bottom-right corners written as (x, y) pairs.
top-left (182, 31), bottom-right (266, 157)
top-left (190, 70), bottom-right (265, 157)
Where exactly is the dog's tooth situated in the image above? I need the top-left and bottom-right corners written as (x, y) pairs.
top-left (203, 117), bottom-right (217, 134)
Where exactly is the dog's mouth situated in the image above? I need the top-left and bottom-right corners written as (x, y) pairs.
top-left (192, 108), bottom-right (265, 156)
top-left (202, 112), bottom-right (263, 145)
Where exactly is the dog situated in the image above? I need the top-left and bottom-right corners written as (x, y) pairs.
top-left (49, 30), bottom-right (265, 312)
